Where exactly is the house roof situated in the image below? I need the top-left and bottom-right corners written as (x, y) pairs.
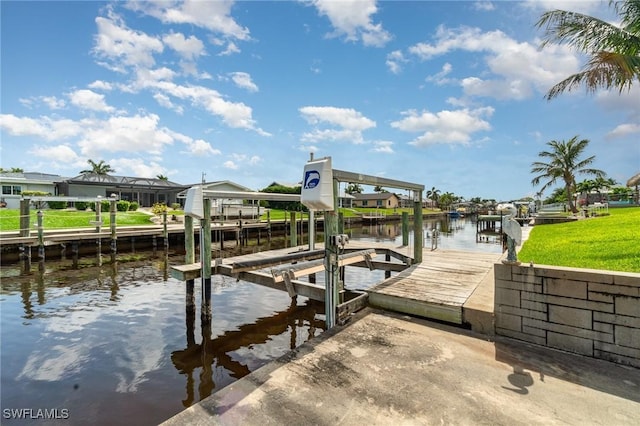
top-left (0, 172), bottom-right (66, 184)
top-left (66, 173), bottom-right (186, 189)
top-left (177, 180), bottom-right (255, 198)
top-left (353, 192), bottom-right (399, 201)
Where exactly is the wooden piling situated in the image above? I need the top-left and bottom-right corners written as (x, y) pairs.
top-left (289, 211), bottom-right (297, 247)
top-left (185, 215), bottom-right (195, 264)
top-left (402, 212), bottom-right (409, 246)
top-left (19, 199), bottom-right (30, 237)
top-left (110, 199), bottom-right (117, 255)
top-left (267, 210), bottom-right (271, 244)
top-left (36, 210), bottom-right (44, 262)
top-left (202, 198), bottom-right (212, 316)
top-left (94, 200), bottom-right (102, 233)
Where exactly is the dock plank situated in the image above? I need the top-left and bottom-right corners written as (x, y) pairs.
top-left (368, 248), bottom-right (501, 324)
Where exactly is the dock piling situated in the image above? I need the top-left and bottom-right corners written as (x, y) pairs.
top-left (402, 212), bottom-right (409, 246)
top-left (110, 198), bottom-right (117, 255)
top-left (19, 199), bottom-right (30, 237)
top-left (36, 210), bottom-right (45, 262)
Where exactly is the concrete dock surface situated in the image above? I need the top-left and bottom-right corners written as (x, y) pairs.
top-left (164, 308), bottom-right (640, 425)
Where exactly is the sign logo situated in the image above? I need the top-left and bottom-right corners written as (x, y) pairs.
top-left (303, 170), bottom-right (320, 189)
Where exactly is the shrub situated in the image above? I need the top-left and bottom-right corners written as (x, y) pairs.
top-left (129, 201), bottom-right (139, 211)
top-left (116, 200), bottom-right (130, 212)
top-left (91, 200), bottom-right (110, 212)
top-left (48, 200), bottom-right (68, 209)
top-left (171, 202), bottom-right (181, 210)
top-left (75, 201), bottom-right (89, 211)
top-left (151, 202), bottom-right (168, 215)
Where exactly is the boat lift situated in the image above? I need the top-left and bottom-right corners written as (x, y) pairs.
top-left (180, 157), bottom-right (424, 329)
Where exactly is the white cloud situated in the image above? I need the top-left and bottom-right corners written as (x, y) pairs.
top-left (522, 0), bottom-right (602, 14)
top-left (391, 107), bottom-right (494, 146)
top-left (223, 160), bottom-right (238, 170)
top-left (386, 50), bottom-right (407, 74)
top-left (162, 32), bottom-right (205, 60)
top-left (426, 63), bottom-right (453, 86)
top-left (109, 158), bottom-right (166, 178)
top-left (126, 0), bottom-right (250, 40)
top-left (76, 114), bottom-right (173, 157)
top-left (310, 0), bottom-right (391, 47)
top-left (28, 144), bottom-right (84, 168)
top-left (229, 72), bottom-right (258, 92)
top-left (372, 141), bottom-right (394, 153)
top-left (596, 86), bottom-right (640, 119)
top-left (473, 1), bottom-right (495, 11)
top-left (136, 80), bottom-right (268, 134)
top-left (68, 89), bottom-right (115, 113)
top-left (88, 80), bottom-right (114, 91)
top-left (299, 106), bottom-right (375, 131)
top-left (218, 41), bottom-right (241, 56)
top-left (299, 106), bottom-right (376, 144)
top-left (93, 10), bottom-right (163, 72)
top-left (185, 139), bottom-right (221, 156)
top-left (606, 124), bottom-right (640, 140)
top-left (0, 114), bottom-right (83, 140)
top-left (153, 93), bottom-right (184, 114)
top-left (41, 96), bottom-right (66, 110)
top-left (408, 26), bottom-right (580, 101)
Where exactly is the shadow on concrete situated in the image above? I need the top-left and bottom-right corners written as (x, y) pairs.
top-left (494, 336), bottom-right (640, 403)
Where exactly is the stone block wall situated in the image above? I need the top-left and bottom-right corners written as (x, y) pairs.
top-left (494, 263), bottom-right (640, 368)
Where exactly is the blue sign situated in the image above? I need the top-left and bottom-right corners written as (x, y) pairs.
top-left (303, 170), bottom-right (320, 189)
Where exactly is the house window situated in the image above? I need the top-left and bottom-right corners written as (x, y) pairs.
top-left (2, 185), bottom-right (21, 195)
top-left (362, 200), bottom-right (368, 206)
top-left (376, 200), bottom-right (383, 207)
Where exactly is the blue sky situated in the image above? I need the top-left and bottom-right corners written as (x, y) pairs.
top-left (1, 0), bottom-right (638, 201)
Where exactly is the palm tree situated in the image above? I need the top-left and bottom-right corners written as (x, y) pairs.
top-left (576, 179), bottom-right (597, 206)
top-left (536, 0), bottom-right (640, 100)
top-left (156, 174), bottom-right (169, 181)
top-left (531, 136), bottom-right (606, 213)
top-left (80, 159), bottom-right (115, 175)
top-left (593, 176), bottom-right (617, 202)
top-left (345, 183), bottom-right (363, 194)
top-left (426, 187), bottom-right (441, 208)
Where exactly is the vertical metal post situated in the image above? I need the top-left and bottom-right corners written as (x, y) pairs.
top-left (309, 210), bottom-right (315, 250)
top-left (324, 178), bottom-right (340, 329)
top-left (413, 190), bottom-right (423, 264)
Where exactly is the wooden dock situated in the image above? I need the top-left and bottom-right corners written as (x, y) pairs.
top-left (367, 248), bottom-right (501, 324)
top-left (171, 240), bottom-right (500, 326)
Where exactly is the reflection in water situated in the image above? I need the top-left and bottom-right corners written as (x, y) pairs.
top-left (1, 248), bottom-right (328, 425)
top-left (1, 218), bottom-right (501, 425)
top-left (172, 298), bottom-right (324, 406)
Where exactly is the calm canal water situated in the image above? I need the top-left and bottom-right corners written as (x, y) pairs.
top-left (1, 217), bottom-right (502, 424)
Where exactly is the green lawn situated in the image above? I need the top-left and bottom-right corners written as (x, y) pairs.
top-left (519, 207), bottom-right (640, 273)
top-left (0, 209), bottom-right (155, 231)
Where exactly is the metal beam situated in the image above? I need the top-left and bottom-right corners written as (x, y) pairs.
top-left (332, 169), bottom-right (424, 192)
top-left (202, 190), bottom-right (301, 201)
